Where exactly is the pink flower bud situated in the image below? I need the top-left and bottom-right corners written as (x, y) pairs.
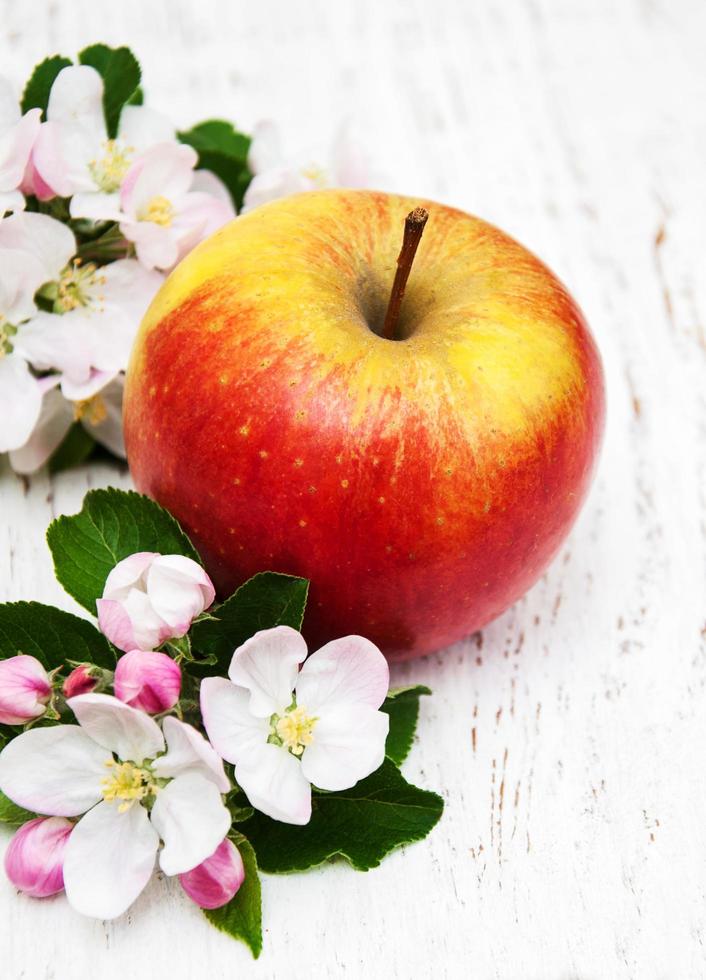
top-left (179, 838), bottom-right (245, 910)
top-left (62, 665), bottom-right (99, 699)
top-left (113, 650), bottom-right (181, 714)
top-left (96, 552), bottom-right (215, 653)
top-left (0, 655), bottom-right (52, 725)
top-left (4, 817), bottom-right (73, 898)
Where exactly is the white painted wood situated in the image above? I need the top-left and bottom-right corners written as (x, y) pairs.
top-left (1, 0), bottom-right (705, 976)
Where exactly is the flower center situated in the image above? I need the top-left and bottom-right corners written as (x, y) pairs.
top-left (0, 319), bottom-right (16, 357)
top-left (272, 705), bottom-right (318, 756)
top-left (88, 139), bottom-right (133, 192)
top-left (73, 394), bottom-right (108, 427)
top-left (50, 259), bottom-right (106, 314)
top-left (101, 760), bottom-right (156, 813)
top-left (300, 163), bottom-right (328, 187)
top-left (138, 195), bottom-right (174, 227)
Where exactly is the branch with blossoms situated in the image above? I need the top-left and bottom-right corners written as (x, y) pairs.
top-left (0, 488), bottom-right (442, 957)
top-left (0, 45), bottom-right (373, 476)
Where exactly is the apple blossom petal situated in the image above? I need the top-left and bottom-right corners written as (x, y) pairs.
top-left (60, 368), bottom-right (118, 402)
top-left (0, 355), bottom-right (43, 454)
top-left (88, 378), bottom-right (126, 457)
top-left (0, 655), bottom-right (51, 725)
top-left (0, 725), bottom-right (108, 816)
top-left (153, 716), bottom-right (229, 793)
top-left (228, 625), bottom-right (308, 717)
top-left (241, 167), bottom-right (309, 213)
top-left (118, 105), bottom-right (176, 152)
top-left (69, 191), bottom-right (123, 222)
top-left (102, 551), bottom-right (157, 598)
top-left (114, 650), bottom-right (181, 714)
top-left (146, 554), bottom-right (215, 631)
top-left (0, 211), bottom-right (76, 282)
top-left (4, 816), bottom-right (73, 898)
top-left (295, 635), bottom-right (389, 713)
top-left (121, 142), bottom-right (197, 215)
top-left (46, 65), bottom-right (106, 140)
top-left (300, 704), bottom-right (388, 792)
top-left (247, 120), bottom-right (284, 174)
top-left (178, 837), bottom-right (244, 910)
top-left (31, 121), bottom-right (75, 198)
top-left (0, 107), bottom-right (41, 191)
top-left (120, 219), bottom-right (178, 271)
top-left (14, 311), bottom-right (87, 379)
top-left (200, 677), bottom-right (269, 763)
top-left (67, 693), bottom-right (165, 765)
top-left (98, 258), bottom-right (163, 325)
top-left (96, 597), bottom-right (137, 652)
top-left (235, 742), bottom-right (312, 825)
top-left (150, 772), bottom-right (231, 876)
top-left (190, 168), bottom-right (234, 206)
top-left (7, 384), bottom-right (72, 474)
top-left (0, 189), bottom-right (25, 212)
top-left (63, 799), bottom-right (159, 919)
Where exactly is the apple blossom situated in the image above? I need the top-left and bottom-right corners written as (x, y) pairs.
top-left (31, 65), bottom-right (176, 218)
top-left (97, 552), bottom-right (215, 653)
top-left (178, 837), bottom-right (245, 910)
top-left (0, 76), bottom-right (41, 213)
top-left (62, 665), bottom-right (100, 699)
top-left (114, 650), bottom-right (182, 714)
top-left (4, 816), bottom-right (73, 898)
top-left (242, 120), bottom-right (373, 213)
top-left (0, 655), bottom-right (52, 725)
top-left (119, 142), bottom-right (235, 271)
top-left (0, 694), bottom-right (230, 919)
top-left (201, 626), bottom-right (390, 825)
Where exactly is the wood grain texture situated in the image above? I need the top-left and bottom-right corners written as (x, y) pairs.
top-left (1, 0), bottom-right (705, 976)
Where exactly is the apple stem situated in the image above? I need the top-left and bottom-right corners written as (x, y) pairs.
top-left (381, 206), bottom-right (429, 341)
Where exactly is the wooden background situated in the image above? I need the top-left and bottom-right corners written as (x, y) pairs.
top-left (1, 0), bottom-right (705, 977)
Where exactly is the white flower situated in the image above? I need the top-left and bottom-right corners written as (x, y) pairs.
top-left (119, 142), bottom-right (235, 270)
top-left (0, 211), bottom-right (75, 453)
top-left (242, 120), bottom-right (374, 213)
top-left (0, 694), bottom-right (230, 919)
top-left (97, 552), bottom-right (216, 653)
top-left (201, 626), bottom-right (390, 825)
top-left (0, 76), bottom-right (41, 213)
top-left (31, 65), bottom-right (176, 220)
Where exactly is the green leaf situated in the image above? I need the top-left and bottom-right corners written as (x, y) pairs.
top-left (242, 760), bottom-right (443, 874)
top-left (46, 488), bottom-right (201, 614)
top-left (0, 602), bottom-right (115, 670)
top-left (178, 120), bottom-right (252, 210)
top-left (203, 834), bottom-right (262, 958)
top-left (78, 44), bottom-right (141, 138)
top-left (191, 572), bottom-right (308, 675)
top-left (0, 792), bottom-right (35, 826)
top-left (21, 55), bottom-right (73, 117)
top-left (49, 423), bottom-right (96, 474)
top-left (382, 685), bottom-right (432, 766)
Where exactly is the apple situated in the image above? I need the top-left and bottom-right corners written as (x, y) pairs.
top-left (124, 190), bottom-right (604, 660)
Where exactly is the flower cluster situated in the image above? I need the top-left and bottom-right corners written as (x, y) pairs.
top-left (0, 550), bottom-right (390, 921)
top-left (1, 46), bottom-right (373, 476)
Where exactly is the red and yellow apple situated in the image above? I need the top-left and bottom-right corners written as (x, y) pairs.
top-left (124, 190), bottom-right (604, 660)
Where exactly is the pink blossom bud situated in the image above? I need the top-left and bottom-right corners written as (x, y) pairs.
top-left (96, 552), bottom-right (215, 652)
top-left (179, 838), bottom-right (245, 910)
top-left (4, 817), bottom-right (73, 898)
top-left (0, 655), bottom-right (52, 725)
top-left (113, 650), bottom-right (181, 714)
top-left (62, 664), bottom-right (99, 699)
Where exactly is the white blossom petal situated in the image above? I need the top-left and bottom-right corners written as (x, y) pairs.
top-left (0, 211), bottom-right (76, 283)
top-left (63, 799), bottom-right (159, 919)
top-left (88, 377), bottom-right (125, 457)
top-left (228, 625), bottom-right (308, 717)
top-left (102, 551), bottom-right (157, 596)
top-left (295, 635), bottom-right (389, 714)
top-left (0, 725), bottom-right (108, 816)
top-left (0, 355), bottom-right (44, 454)
top-left (150, 772), bottom-right (230, 876)
top-left (200, 677), bottom-right (269, 763)
top-left (247, 120), bottom-right (284, 174)
top-left (46, 65), bottom-right (107, 140)
top-left (235, 743), bottom-right (312, 825)
top-left (300, 704), bottom-right (388, 791)
top-left (69, 191), bottom-right (123, 222)
top-left (152, 716), bottom-right (230, 793)
top-left (68, 693), bottom-right (165, 764)
top-left (7, 383), bottom-right (72, 474)
top-left (121, 219), bottom-right (178, 271)
top-left (146, 555), bottom-right (214, 632)
top-left (118, 105), bottom-right (175, 152)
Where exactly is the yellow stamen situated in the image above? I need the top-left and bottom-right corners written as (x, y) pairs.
top-left (300, 164), bottom-right (328, 187)
top-left (275, 705), bottom-right (317, 756)
top-left (53, 260), bottom-right (106, 314)
top-left (139, 195), bottom-right (174, 227)
top-left (88, 139), bottom-right (134, 192)
top-left (73, 394), bottom-right (108, 427)
top-left (101, 760), bottom-right (155, 812)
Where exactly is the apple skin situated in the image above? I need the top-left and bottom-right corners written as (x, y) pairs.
top-left (124, 190), bottom-right (605, 661)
